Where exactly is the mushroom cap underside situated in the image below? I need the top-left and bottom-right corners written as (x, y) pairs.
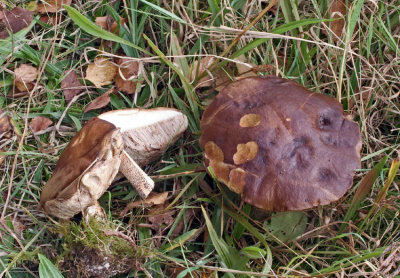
top-left (40, 117), bottom-right (123, 219)
top-left (199, 76), bottom-right (361, 211)
top-left (98, 107), bottom-right (188, 166)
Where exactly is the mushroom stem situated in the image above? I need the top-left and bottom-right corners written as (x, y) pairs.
top-left (119, 150), bottom-right (154, 199)
top-left (84, 202), bottom-right (107, 222)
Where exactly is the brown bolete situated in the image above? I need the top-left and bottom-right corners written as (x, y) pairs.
top-left (199, 76), bottom-right (361, 211)
top-left (40, 108), bottom-right (188, 219)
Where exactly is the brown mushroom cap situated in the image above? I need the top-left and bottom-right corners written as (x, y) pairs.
top-left (40, 117), bottom-right (123, 219)
top-left (199, 76), bottom-right (361, 211)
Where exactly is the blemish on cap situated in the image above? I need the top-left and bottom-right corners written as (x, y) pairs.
top-left (233, 141), bottom-right (258, 165)
top-left (204, 141), bottom-right (224, 162)
top-left (239, 114), bottom-right (261, 127)
top-left (228, 168), bottom-right (247, 194)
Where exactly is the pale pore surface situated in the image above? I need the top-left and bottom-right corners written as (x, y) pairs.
top-left (99, 108), bottom-right (188, 166)
top-left (99, 109), bottom-right (183, 132)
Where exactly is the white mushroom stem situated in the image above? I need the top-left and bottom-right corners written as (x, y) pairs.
top-left (84, 202), bottom-right (107, 222)
top-left (119, 150), bottom-right (154, 199)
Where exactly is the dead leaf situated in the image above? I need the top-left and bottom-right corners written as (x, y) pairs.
top-left (37, 0), bottom-right (72, 14)
top-left (120, 192), bottom-right (168, 216)
top-left (0, 150), bottom-right (6, 166)
top-left (235, 55), bottom-right (258, 80)
top-left (30, 116), bottom-right (53, 133)
top-left (95, 16), bottom-right (113, 30)
top-left (0, 109), bottom-right (12, 139)
top-left (148, 203), bottom-right (175, 229)
top-left (190, 57), bottom-right (233, 91)
top-left (12, 218), bottom-right (26, 238)
top-left (85, 58), bottom-right (117, 88)
top-left (0, 7), bottom-right (33, 39)
top-left (84, 87), bottom-right (115, 113)
top-left (114, 58), bottom-right (141, 94)
top-left (39, 14), bottom-right (60, 25)
top-left (61, 71), bottom-right (83, 102)
top-left (171, 208), bottom-right (197, 239)
top-left (329, 0), bottom-right (347, 43)
top-left (14, 64), bottom-right (38, 92)
top-left (95, 16), bottom-right (125, 34)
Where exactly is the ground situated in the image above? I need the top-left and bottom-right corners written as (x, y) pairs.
top-left (0, 0), bottom-right (399, 277)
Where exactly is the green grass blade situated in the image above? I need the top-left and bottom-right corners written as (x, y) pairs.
top-left (337, 0), bottom-right (365, 102)
top-left (339, 156), bottom-right (387, 233)
top-left (38, 254), bottom-right (64, 278)
top-left (63, 5), bottom-right (152, 56)
top-left (161, 229), bottom-right (199, 252)
top-left (358, 159), bottom-right (400, 232)
top-left (201, 206), bottom-right (245, 271)
top-left (140, 0), bottom-right (185, 23)
top-left (0, 19), bottom-right (36, 65)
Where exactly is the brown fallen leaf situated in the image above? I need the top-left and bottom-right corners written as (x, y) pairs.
top-left (39, 14), bottom-right (60, 25)
top-left (235, 55), bottom-right (258, 80)
top-left (0, 7), bottom-right (33, 39)
top-left (14, 64), bottom-right (38, 92)
top-left (95, 15), bottom-right (113, 31)
top-left (114, 58), bottom-right (141, 94)
top-left (0, 109), bottom-right (12, 139)
top-left (329, 0), bottom-right (347, 43)
top-left (12, 218), bottom-right (26, 238)
top-left (148, 203), bottom-right (175, 230)
top-left (84, 87), bottom-right (115, 113)
top-left (61, 71), bottom-right (83, 102)
top-left (85, 58), bottom-right (117, 88)
top-left (0, 149), bottom-right (6, 166)
top-left (171, 208), bottom-right (198, 239)
top-left (120, 192), bottom-right (168, 216)
top-left (94, 15), bottom-right (127, 34)
top-left (190, 56), bottom-right (234, 91)
top-left (29, 116), bottom-right (53, 133)
top-left (37, 0), bottom-right (72, 14)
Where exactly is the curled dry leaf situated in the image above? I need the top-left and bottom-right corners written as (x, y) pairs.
top-left (14, 64), bottom-right (38, 92)
top-left (235, 55), bottom-right (258, 80)
top-left (120, 192), bottom-right (168, 216)
top-left (95, 16), bottom-right (113, 31)
top-left (29, 116), bottom-right (53, 133)
top-left (61, 71), bottom-right (83, 102)
top-left (86, 58), bottom-right (117, 88)
top-left (114, 58), bottom-right (141, 94)
top-left (329, 0), bottom-right (347, 43)
top-left (95, 16), bottom-right (126, 34)
top-left (37, 0), bottom-right (72, 14)
top-left (0, 7), bottom-right (33, 39)
top-left (190, 56), bottom-right (233, 91)
top-left (84, 87), bottom-right (115, 113)
top-left (0, 109), bottom-right (12, 139)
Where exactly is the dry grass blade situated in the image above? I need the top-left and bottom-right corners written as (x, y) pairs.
top-left (339, 156), bottom-right (387, 233)
top-left (358, 158), bottom-right (400, 232)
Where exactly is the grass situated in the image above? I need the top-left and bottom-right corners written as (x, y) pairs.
top-left (1, 0), bottom-right (400, 277)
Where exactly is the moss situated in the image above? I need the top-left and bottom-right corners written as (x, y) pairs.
top-left (53, 218), bottom-right (150, 277)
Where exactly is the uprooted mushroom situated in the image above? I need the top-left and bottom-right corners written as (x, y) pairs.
top-left (199, 76), bottom-right (361, 211)
top-left (40, 108), bottom-right (188, 219)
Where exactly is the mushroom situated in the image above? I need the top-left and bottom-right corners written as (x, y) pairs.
top-left (40, 108), bottom-right (188, 219)
top-left (199, 76), bottom-right (361, 211)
